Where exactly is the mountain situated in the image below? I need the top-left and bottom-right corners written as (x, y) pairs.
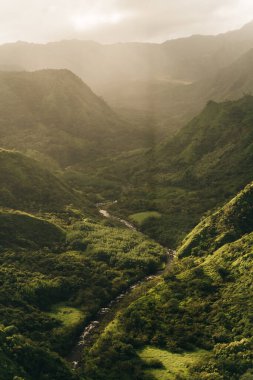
top-left (83, 181), bottom-right (253, 380)
top-left (160, 19), bottom-right (253, 81)
top-left (109, 95), bottom-right (253, 247)
top-left (1, 21), bottom-right (253, 89)
top-left (1, 21), bottom-right (253, 380)
top-left (178, 181), bottom-right (253, 257)
top-left (96, 21), bottom-right (253, 134)
top-left (101, 35), bottom-right (253, 136)
top-left (161, 95), bottom-right (253, 188)
top-left (0, 69), bottom-right (137, 168)
top-left (201, 47), bottom-right (253, 102)
top-left (0, 21), bottom-right (253, 138)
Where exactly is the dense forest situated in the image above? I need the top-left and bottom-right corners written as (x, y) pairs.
top-left (0, 16), bottom-right (252, 380)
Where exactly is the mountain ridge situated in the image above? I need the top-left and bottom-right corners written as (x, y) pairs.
top-left (0, 69), bottom-right (139, 169)
top-left (1, 20), bottom-right (253, 90)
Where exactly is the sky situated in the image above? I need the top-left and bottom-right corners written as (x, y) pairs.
top-left (1, 0), bottom-right (253, 44)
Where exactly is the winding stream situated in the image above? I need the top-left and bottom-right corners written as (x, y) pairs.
top-left (66, 203), bottom-right (175, 369)
top-left (98, 201), bottom-right (137, 230)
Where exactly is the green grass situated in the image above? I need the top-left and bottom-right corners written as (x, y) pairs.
top-left (139, 346), bottom-right (208, 380)
top-left (48, 305), bottom-right (85, 328)
top-left (129, 211), bottom-right (161, 225)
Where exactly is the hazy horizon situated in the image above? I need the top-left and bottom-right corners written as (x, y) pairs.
top-left (1, 0), bottom-right (253, 45)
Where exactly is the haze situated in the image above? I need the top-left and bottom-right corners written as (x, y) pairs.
top-left (1, 0), bottom-right (253, 44)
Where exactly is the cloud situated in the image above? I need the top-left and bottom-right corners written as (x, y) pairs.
top-left (0, 0), bottom-right (252, 44)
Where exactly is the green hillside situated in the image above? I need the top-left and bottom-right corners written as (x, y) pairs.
top-left (0, 149), bottom-right (79, 211)
top-left (1, 21), bottom-right (253, 380)
top-left (0, 210), bottom-right (65, 249)
top-left (161, 95), bottom-right (253, 185)
top-left (0, 69), bottom-right (139, 168)
top-left (83, 182), bottom-right (253, 379)
top-left (0, 217), bottom-right (166, 379)
top-left (112, 95), bottom-right (253, 247)
top-left (0, 143), bottom-right (166, 379)
top-left (1, 22), bottom-right (253, 139)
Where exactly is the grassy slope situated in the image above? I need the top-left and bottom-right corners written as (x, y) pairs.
top-left (82, 182), bottom-right (253, 380)
top-left (139, 347), bottom-right (207, 380)
top-left (129, 212), bottom-right (161, 226)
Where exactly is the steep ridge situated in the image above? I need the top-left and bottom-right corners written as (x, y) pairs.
top-left (0, 69), bottom-right (136, 168)
top-left (102, 42), bottom-right (253, 135)
top-left (161, 19), bottom-right (253, 81)
top-left (111, 95), bottom-right (253, 247)
top-left (202, 47), bottom-right (253, 101)
top-left (82, 182), bottom-right (253, 379)
top-left (1, 22), bottom-right (253, 139)
top-left (161, 95), bottom-right (253, 187)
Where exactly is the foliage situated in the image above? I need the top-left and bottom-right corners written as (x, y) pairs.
top-left (0, 209), bottom-right (65, 250)
top-left (0, 70), bottom-right (145, 169)
top-left (109, 95), bottom-right (253, 247)
top-left (82, 182), bottom-right (253, 379)
top-left (0, 149), bottom-right (80, 211)
top-left (0, 208), bottom-right (165, 378)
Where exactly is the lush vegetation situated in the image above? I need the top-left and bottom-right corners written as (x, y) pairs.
top-left (0, 43), bottom-right (253, 380)
top-left (0, 147), bottom-right (167, 379)
top-left (0, 149), bottom-right (80, 211)
top-left (0, 70), bottom-right (148, 170)
top-left (139, 347), bottom-right (208, 380)
top-left (0, 213), bottom-right (166, 379)
top-left (0, 209), bottom-right (65, 249)
top-left (106, 95), bottom-right (253, 247)
top-left (82, 182), bottom-right (253, 379)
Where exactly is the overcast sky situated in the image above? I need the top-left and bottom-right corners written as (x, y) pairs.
top-left (1, 0), bottom-right (253, 44)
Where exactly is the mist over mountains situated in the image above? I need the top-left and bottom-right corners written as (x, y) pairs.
top-left (0, 18), bottom-right (253, 380)
top-left (1, 21), bottom-right (253, 86)
top-left (0, 20), bottom-right (253, 140)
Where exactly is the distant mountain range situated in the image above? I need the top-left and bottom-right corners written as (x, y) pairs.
top-left (1, 21), bottom-right (253, 87)
top-left (1, 21), bottom-right (253, 136)
top-left (0, 18), bottom-right (253, 380)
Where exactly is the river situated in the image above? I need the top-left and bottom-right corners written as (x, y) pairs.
top-left (66, 204), bottom-right (175, 369)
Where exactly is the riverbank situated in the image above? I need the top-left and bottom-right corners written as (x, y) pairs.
top-left (66, 203), bottom-right (175, 369)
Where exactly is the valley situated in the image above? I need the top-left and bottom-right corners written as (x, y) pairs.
top-left (0, 16), bottom-right (252, 380)
top-left (66, 203), bottom-right (175, 369)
